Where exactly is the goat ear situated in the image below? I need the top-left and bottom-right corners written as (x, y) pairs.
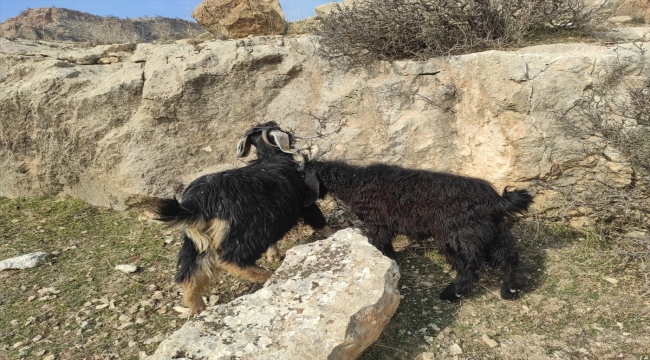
top-left (268, 130), bottom-right (294, 153)
top-left (236, 137), bottom-right (251, 157)
top-left (303, 170), bottom-right (320, 207)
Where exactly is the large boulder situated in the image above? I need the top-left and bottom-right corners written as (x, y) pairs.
top-left (147, 228), bottom-right (401, 359)
top-left (192, 0), bottom-right (286, 38)
top-left (315, 2), bottom-right (345, 18)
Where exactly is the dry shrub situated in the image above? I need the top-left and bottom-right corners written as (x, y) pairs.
top-left (317, 0), bottom-right (594, 62)
top-left (557, 43), bottom-right (650, 271)
top-left (564, 43), bottom-right (650, 183)
top-left (79, 17), bottom-right (144, 45)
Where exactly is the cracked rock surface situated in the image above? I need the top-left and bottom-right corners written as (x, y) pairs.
top-left (147, 228), bottom-right (401, 360)
top-left (1, 36), bottom-right (649, 225)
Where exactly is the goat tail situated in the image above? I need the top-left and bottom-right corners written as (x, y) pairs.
top-left (155, 197), bottom-right (197, 225)
top-left (499, 187), bottom-right (533, 217)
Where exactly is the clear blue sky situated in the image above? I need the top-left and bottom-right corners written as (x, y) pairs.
top-left (0, 0), bottom-right (331, 23)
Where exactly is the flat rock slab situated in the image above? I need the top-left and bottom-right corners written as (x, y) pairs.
top-left (0, 252), bottom-right (50, 271)
top-left (148, 228), bottom-right (400, 360)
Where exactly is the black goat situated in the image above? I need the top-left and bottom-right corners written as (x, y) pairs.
top-left (155, 122), bottom-right (329, 314)
top-left (302, 159), bottom-right (533, 301)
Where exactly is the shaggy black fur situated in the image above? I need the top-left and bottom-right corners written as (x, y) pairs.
top-left (158, 156), bottom-right (327, 280)
top-left (303, 160), bottom-right (533, 301)
top-left (155, 122), bottom-right (327, 312)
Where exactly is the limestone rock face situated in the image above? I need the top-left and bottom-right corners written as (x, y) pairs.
top-left (0, 36), bottom-right (648, 225)
top-left (614, 0), bottom-right (650, 22)
top-left (147, 228), bottom-right (401, 360)
top-left (192, 0), bottom-right (286, 38)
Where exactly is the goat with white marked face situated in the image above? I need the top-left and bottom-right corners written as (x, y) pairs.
top-left (155, 122), bottom-right (329, 314)
top-left (301, 153), bottom-right (533, 302)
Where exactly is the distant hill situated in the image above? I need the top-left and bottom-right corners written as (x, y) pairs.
top-left (0, 7), bottom-right (205, 44)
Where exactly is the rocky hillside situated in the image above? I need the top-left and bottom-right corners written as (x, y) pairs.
top-left (0, 7), bottom-right (204, 44)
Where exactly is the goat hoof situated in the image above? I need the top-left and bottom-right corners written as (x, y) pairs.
top-left (187, 299), bottom-right (207, 315)
top-left (500, 286), bottom-right (520, 300)
top-left (439, 284), bottom-right (461, 302)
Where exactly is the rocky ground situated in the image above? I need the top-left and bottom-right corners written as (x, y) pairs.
top-left (1, 196), bottom-right (648, 359)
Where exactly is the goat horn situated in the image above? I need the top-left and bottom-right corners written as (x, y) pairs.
top-left (261, 129), bottom-right (278, 148)
top-left (236, 137), bottom-right (251, 157)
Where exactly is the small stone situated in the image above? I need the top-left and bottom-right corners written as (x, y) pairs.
top-left (481, 334), bottom-right (499, 348)
top-left (209, 295), bottom-right (220, 306)
top-left (424, 336), bottom-right (434, 343)
top-left (0, 252), bottom-right (50, 270)
top-left (13, 341), bottom-right (24, 349)
top-left (603, 277), bottom-right (618, 285)
top-left (25, 316), bottom-right (37, 326)
top-left (10, 319), bottom-right (18, 326)
top-left (173, 306), bottom-right (190, 315)
top-left (428, 323), bottom-right (440, 331)
top-left (128, 340), bottom-right (137, 347)
top-left (32, 334), bottom-right (43, 342)
top-left (608, 15), bottom-right (633, 23)
top-left (119, 315), bottom-right (131, 322)
top-left (129, 305), bottom-right (139, 314)
top-left (449, 343), bottom-right (463, 355)
top-left (27, 295), bottom-right (36, 301)
top-left (148, 284), bottom-right (159, 291)
top-left (37, 287), bottom-right (60, 296)
top-left (118, 321), bottom-right (134, 330)
top-left (417, 353), bottom-right (435, 360)
top-left (151, 291), bottom-right (164, 300)
top-left (96, 303), bottom-right (109, 310)
top-left (420, 281), bottom-right (433, 287)
top-left (115, 264), bottom-right (138, 273)
top-left (18, 346), bottom-right (31, 356)
top-left (202, 145), bottom-right (213, 152)
top-left (144, 334), bottom-right (165, 345)
top-left (44, 355), bottom-right (55, 360)
top-left (33, 349), bottom-right (46, 356)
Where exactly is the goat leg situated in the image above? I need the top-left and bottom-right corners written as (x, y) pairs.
top-left (500, 251), bottom-right (525, 300)
top-left (367, 227), bottom-right (397, 259)
top-left (440, 264), bottom-right (479, 302)
top-left (219, 260), bottom-right (272, 282)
